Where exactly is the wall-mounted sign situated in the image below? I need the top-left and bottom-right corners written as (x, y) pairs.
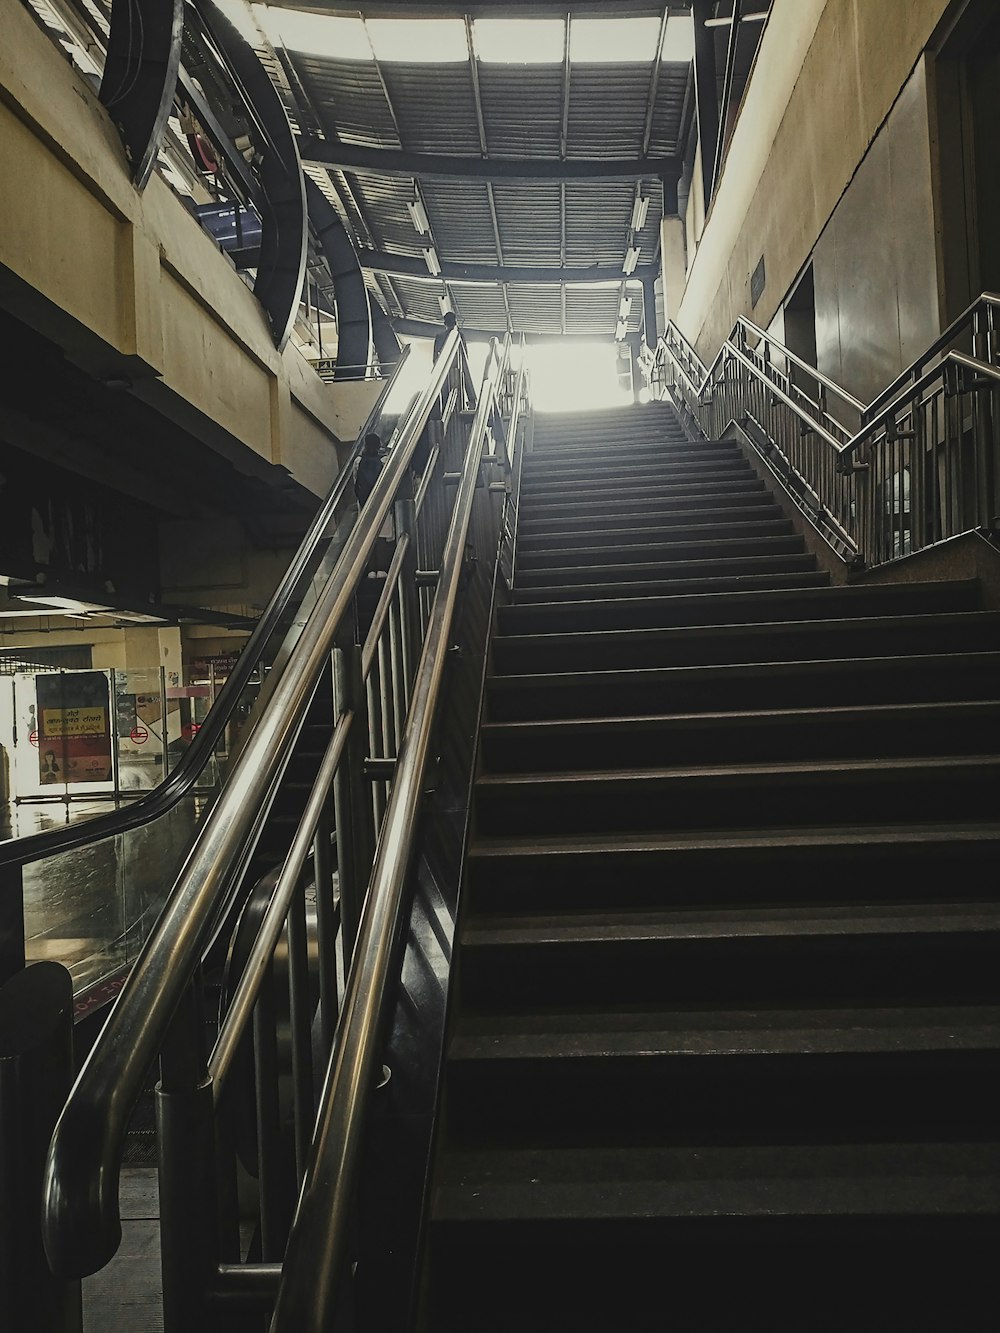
top-left (36, 671), bottom-right (113, 785)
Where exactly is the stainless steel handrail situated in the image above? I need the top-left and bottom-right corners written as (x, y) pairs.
top-left (735, 316), bottom-right (866, 413)
top-left (268, 337), bottom-right (511, 1333)
top-left (41, 332), bottom-right (462, 1279)
top-left (655, 302), bottom-right (1000, 565)
top-left (863, 290), bottom-right (1000, 422)
top-left (725, 341), bottom-right (846, 453)
top-left (0, 343), bottom-right (411, 871)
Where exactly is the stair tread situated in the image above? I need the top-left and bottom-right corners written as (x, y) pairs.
top-left (480, 757), bottom-right (1000, 783)
top-left (462, 903), bottom-right (1000, 947)
top-left (520, 519), bottom-right (792, 544)
top-left (503, 577), bottom-right (980, 621)
top-left (486, 649), bottom-right (1000, 693)
top-left (514, 571), bottom-right (833, 601)
top-left (469, 820), bottom-right (1000, 860)
top-left (480, 699), bottom-right (1000, 738)
top-left (495, 609), bottom-right (1000, 651)
top-left (520, 534), bottom-right (803, 562)
top-left (449, 1003), bottom-right (1000, 1060)
top-left (432, 1141), bottom-right (1000, 1222)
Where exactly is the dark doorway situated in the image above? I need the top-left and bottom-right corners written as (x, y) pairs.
top-left (783, 264), bottom-right (818, 393)
top-left (932, 0), bottom-right (1000, 320)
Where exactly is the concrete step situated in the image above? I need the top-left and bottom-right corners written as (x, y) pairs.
top-left (479, 700), bottom-right (1000, 773)
top-left (484, 650), bottom-right (1000, 721)
top-left (473, 754), bottom-right (1000, 836)
top-left (498, 578), bottom-right (982, 634)
top-left (491, 610), bottom-right (1000, 675)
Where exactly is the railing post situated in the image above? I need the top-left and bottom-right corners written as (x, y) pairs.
top-left (332, 640), bottom-right (375, 963)
top-left (394, 482), bottom-right (421, 693)
top-left (156, 974), bottom-right (220, 1333)
top-left (0, 962), bottom-right (80, 1333)
top-left (0, 864), bottom-right (25, 989)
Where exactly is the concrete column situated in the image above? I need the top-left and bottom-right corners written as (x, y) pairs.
top-left (660, 216), bottom-right (688, 327)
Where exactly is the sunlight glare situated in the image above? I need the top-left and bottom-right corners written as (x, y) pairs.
top-left (527, 341), bottom-right (632, 414)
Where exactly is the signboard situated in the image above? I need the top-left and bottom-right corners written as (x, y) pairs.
top-left (36, 671), bottom-right (113, 785)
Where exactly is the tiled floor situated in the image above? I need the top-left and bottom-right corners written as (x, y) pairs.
top-left (82, 1170), bottom-right (162, 1333)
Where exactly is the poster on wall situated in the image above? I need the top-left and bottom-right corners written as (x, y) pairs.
top-left (36, 671), bottom-right (113, 785)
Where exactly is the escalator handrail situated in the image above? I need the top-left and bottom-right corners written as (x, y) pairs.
top-left (41, 332), bottom-right (464, 1280)
top-left (0, 345), bottom-right (410, 871)
top-left (269, 335), bottom-right (511, 1333)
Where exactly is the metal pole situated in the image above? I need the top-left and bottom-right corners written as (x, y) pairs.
top-left (156, 975), bottom-right (217, 1333)
top-left (313, 805), bottom-right (338, 1054)
top-left (0, 962), bottom-right (81, 1333)
top-left (0, 864), bottom-right (25, 989)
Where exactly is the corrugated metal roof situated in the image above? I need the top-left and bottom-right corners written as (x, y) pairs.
top-left (263, 4), bottom-right (696, 337)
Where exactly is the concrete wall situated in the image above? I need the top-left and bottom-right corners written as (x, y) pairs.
top-left (811, 58), bottom-right (940, 403)
top-left (0, 0), bottom-right (361, 498)
top-left (676, 0), bottom-right (951, 387)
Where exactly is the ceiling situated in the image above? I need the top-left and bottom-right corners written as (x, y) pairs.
top-left (248, 3), bottom-right (699, 341)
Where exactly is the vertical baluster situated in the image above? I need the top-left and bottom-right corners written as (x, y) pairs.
top-left (286, 874), bottom-right (314, 1181)
top-left (943, 391), bottom-right (956, 540)
top-left (331, 640), bottom-right (373, 970)
top-left (377, 634), bottom-right (394, 811)
top-left (366, 665), bottom-right (386, 829)
top-left (313, 803), bottom-right (338, 1054)
top-left (394, 491), bottom-right (421, 690)
top-left (252, 961), bottom-right (285, 1260)
top-left (389, 594), bottom-right (406, 745)
top-left (157, 974), bottom-right (217, 1333)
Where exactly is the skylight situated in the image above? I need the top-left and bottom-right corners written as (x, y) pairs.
top-left (251, 9), bottom-right (469, 63)
top-left (473, 18), bottom-right (565, 65)
top-left (254, 7), bottom-right (695, 68)
top-left (365, 18), bottom-right (469, 64)
top-left (570, 17), bottom-right (662, 64)
top-left (661, 13), bottom-right (695, 63)
top-left (253, 8), bottom-right (372, 61)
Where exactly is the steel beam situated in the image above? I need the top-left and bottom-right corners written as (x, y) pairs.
top-left (691, 0), bottom-right (720, 206)
top-left (198, 0), bottom-right (307, 352)
top-left (712, 0), bottom-right (743, 192)
top-left (297, 138), bottom-right (680, 184)
top-left (306, 179), bottom-right (374, 380)
top-left (100, 0), bottom-right (183, 190)
top-left (360, 251), bottom-right (658, 286)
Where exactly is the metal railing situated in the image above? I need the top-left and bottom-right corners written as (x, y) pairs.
top-left (649, 293), bottom-right (1000, 569)
top-left (40, 329), bottom-right (525, 1330)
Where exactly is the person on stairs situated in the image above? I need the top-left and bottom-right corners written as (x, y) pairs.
top-left (353, 432), bottom-right (394, 574)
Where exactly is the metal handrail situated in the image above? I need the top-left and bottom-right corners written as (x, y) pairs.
top-left (655, 297), bottom-right (1000, 566)
top-left (863, 290), bottom-right (1000, 422)
top-left (269, 336), bottom-right (513, 1333)
top-left (41, 332), bottom-right (463, 1279)
top-left (735, 316), bottom-right (866, 414)
top-left (725, 341), bottom-right (845, 453)
top-left (0, 343), bottom-right (411, 872)
top-left (662, 316), bottom-right (1000, 463)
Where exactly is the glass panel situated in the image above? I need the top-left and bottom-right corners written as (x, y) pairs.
top-left (22, 793), bottom-right (206, 997)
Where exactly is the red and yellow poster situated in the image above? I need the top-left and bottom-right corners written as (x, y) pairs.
top-left (36, 672), bottom-right (113, 785)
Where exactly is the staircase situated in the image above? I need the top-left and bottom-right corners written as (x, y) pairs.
top-left (421, 403), bottom-right (1000, 1329)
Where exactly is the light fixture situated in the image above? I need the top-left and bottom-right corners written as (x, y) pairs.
top-left (623, 246), bottom-right (640, 275)
top-left (618, 294), bottom-right (632, 320)
top-left (438, 294), bottom-right (453, 316)
top-left (423, 247), bottom-right (441, 276)
top-left (615, 319), bottom-right (628, 341)
top-left (630, 195), bottom-right (649, 232)
top-left (407, 195), bottom-right (430, 235)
